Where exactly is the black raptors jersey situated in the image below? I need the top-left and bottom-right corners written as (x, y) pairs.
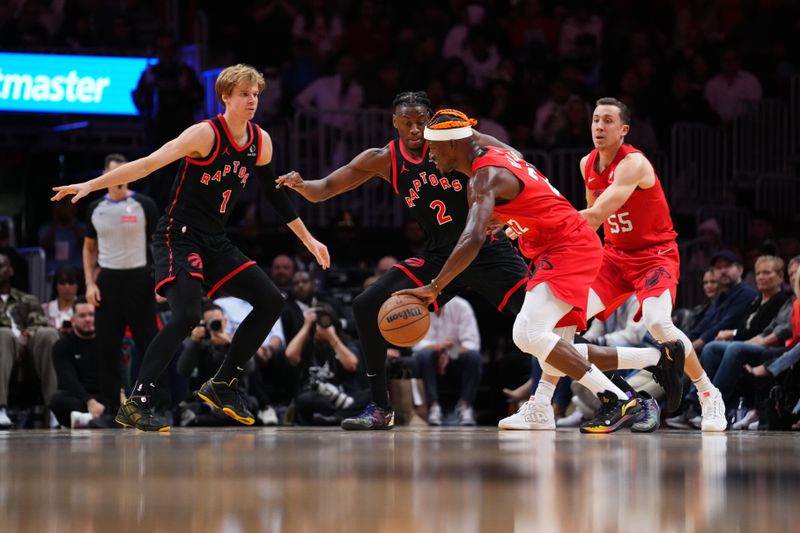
top-left (390, 140), bottom-right (474, 253)
top-left (162, 114), bottom-right (260, 235)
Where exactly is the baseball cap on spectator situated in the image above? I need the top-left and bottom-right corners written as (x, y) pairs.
top-left (710, 250), bottom-right (742, 265)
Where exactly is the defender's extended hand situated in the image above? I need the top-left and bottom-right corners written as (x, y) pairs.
top-left (51, 182), bottom-right (92, 203)
top-left (275, 171), bottom-right (305, 190)
top-left (305, 238), bottom-right (330, 270)
top-left (394, 285), bottom-right (438, 306)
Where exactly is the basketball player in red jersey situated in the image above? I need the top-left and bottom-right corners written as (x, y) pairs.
top-left (52, 64), bottom-right (329, 431)
top-left (529, 97), bottom-right (726, 431)
top-left (397, 109), bottom-right (685, 433)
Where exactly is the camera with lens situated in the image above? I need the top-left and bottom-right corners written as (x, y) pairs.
top-left (314, 307), bottom-right (333, 328)
top-left (205, 317), bottom-right (223, 335)
top-left (307, 366), bottom-right (353, 409)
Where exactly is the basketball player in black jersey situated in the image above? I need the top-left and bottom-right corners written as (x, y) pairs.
top-left (52, 64), bottom-right (329, 431)
top-left (277, 92), bottom-right (532, 429)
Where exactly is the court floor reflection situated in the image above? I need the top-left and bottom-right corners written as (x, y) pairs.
top-left (1, 428), bottom-right (799, 532)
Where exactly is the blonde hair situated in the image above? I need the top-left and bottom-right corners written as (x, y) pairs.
top-left (755, 255), bottom-right (785, 276)
top-left (214, 64), bottom-right (265, 106)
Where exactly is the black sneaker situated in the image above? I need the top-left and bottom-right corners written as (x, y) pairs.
top-left (649, 340), bottom-right (685, 414)
top-left (115, 396), bottom-right (171, 432)
top-left (197, 378), bottom-right (255, 425)
top-left (340, 403), bottom-right (394, 430)
top-left (580, 391), bottom-right (643, 434)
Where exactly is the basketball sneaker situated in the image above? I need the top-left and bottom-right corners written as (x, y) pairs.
top-left (115, 395), bottom-right (171, 432)
top-left (580, 391), bottom-right (643, 434)
top-left (498, 400), bottom-right (555, 430)
top-left (197, 378), bottom-right (255, 425)
top-left (649, 340), bottom-right (685, 413)
top-left (340, 402), bottom-right (395, 430)
top-left (631, 391), bottom-right (661, 433)
top-left (427, 404), bottom-right (443, 426)
top-left (698, 389), bottom-right (727, 432)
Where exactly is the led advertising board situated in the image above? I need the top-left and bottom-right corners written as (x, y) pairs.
top-left (0, 52), bottom-right (155, 115)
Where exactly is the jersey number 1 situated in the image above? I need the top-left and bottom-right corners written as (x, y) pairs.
top-left (219, 190), bottom-right (232, 213)
top-left (429, 200), bottom-right (452, 225)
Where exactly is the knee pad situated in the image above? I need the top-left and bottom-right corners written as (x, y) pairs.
top-left (512, 319), bottom-right (560, 361)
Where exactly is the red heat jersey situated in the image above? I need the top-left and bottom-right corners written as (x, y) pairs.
top-left (583, 144), bottom-right (677, 250)
top-left (472, 147), bottom-right (586, 259)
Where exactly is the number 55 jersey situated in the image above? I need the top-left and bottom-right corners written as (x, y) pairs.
top-left (582, 143), bottom-right (681, 321)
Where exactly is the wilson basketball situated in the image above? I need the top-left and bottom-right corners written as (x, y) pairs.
top-left (377, 294), bottom-right (430, 347)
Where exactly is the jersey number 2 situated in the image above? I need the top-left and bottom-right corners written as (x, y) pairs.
top-left (219, 190), bottom-right (232, 213)
top-left (429, 200), bottom-right (452, 225)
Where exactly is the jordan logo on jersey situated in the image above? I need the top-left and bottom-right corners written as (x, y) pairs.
top-left (404, 171), bottom-right (462, 207)
top-left (200, 161), bottom-right (250, 186)
top-left (401, 163), bottom-right (409, 174)
top-left (187, 253), bottom-right (203, 269)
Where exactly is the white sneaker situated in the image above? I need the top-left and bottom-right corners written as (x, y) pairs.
top-left (457, 405), bottom-right (476, 426)
top-left (747, 420), bottom-right (760, 431)
top-left (556, 410), bottom-right (584, 428)
top-left (498, 401), bottom-right (555, 430)
top-left (428, 404), bottom-right (442, 426)
top-left (699, 389), bottom-right (727, 432)
top-left (0, 407), bottom-right (12, 428)
top-left (69, 411), bottom-right (93, 429)
top-left (732, 409), bottom-right (758, 430)
top-left (50, 411), bottom-right (60, 429)
top-left (258, 406), bottom-right (279, 426)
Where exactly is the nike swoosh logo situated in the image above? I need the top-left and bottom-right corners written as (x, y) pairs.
top-left (588, 177), bottom-right (596, 182)
top-left (657, 249), bottom-right (671, 255)
top-left (367, 373), bottom-right (376, 377)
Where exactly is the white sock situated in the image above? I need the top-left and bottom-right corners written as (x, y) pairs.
top-left (693, 373), bottom-right (715, 394)
top-left (578, 364), bottom-right (628, 401)
top-left (532, 381), bottom-right (556, 405)
top-left (617, 347), bottom-right (660, 369)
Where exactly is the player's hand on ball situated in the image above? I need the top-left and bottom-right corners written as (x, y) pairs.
top-left (51, 182), bottom-right (92, 203)
top-left (275, 171), bottom-right (304, 189)
top-left (394, 285), bottom-right (437, 306)
top-left (306, 238), bottom-right (330, 269)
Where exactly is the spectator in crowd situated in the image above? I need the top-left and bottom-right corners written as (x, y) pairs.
top-left (38, 199), bottom-right (85, 277)
top-left (413, 296), bottom-right (482, 426)
top-left (132, 32), bottom-right (204, 148)
top-left (287, 302), bottom-right (368, 425)
top-left (583, 295), bottom-right (648, 348)
top-left (292, 0), bottom-right (343, 62)
top-left (83, 153), bottom-right (159, 415)
top-left (270, 254), bottom-right (297, 297)
top-left (42, 264), bottom-right (83, 332)
top-left (685, 218), bottom-right (724, 273)
top-left (0, 224), bottom-right (28, 293)
top-left (0, 252), bottom-right (60, 428)
top-left (363, 256), bottom-right (399, 288)
top-left (176, 302), bottom-right (259, 426)
top-left (687, 250), bottom-right (758, 353)
top-left (704, 47), bottom-right (762, 123)
top-left (294, 55), bottom-right (364, 128)
top-left (696, 256), bottom-right (798, 426)
top-left (533, 81), bottom-right (579, 147)
top-left (50, 297), bottom-right (102, 429)
top-left (674, 268), bottom-right (721, 332)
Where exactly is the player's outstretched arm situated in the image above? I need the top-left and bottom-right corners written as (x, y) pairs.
top-left (395, 168), bottom-right (497, 304)
top-left (51, 123), bottom-right (214, 203)
top-left (275, 145), bottom-right (391, 202)
top-left (257, 127), bottom-right (330, 270)
top-left (578, 154), bottom-right (649, 230)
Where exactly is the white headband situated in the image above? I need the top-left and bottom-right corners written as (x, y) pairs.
top-left (424, 126), bottom-right (473, 141)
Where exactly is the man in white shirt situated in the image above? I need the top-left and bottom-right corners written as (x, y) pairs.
top-left (412, 296), bottom-right (481, 426)
top-left (704, 48), bottom-right (762, 123)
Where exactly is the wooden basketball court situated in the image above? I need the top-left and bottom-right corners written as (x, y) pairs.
top-left (1, 427), bottom-right (798, 532)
